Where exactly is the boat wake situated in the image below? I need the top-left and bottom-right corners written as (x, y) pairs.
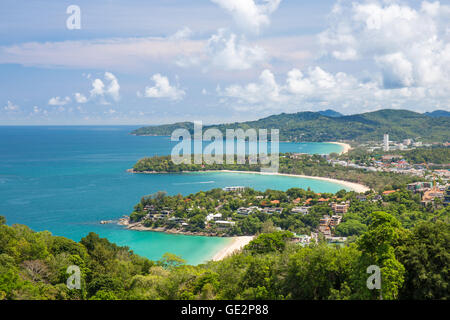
top-left (173, 181), bottom-right (215, 185)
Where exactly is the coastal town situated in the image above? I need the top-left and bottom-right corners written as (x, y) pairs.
top-left (116, 133), bottom-right (449, 260)
top-left (292, 134), bottom-right (449, 207)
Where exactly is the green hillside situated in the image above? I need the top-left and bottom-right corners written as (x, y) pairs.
top-left (131, 109), bottom-right (450, 142)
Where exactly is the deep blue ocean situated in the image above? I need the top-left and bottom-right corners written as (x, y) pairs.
top-left (0, 126), bottom-right (345, 264)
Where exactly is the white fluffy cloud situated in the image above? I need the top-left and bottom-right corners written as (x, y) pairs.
top-left (376, 52), bottom-right (414, 88)
top-left (89, 72), bottom-right (121, 103)
top-left (104, 72), bottom-right (120, 101)
top-left (218, 66), bottom-right (449, 113)
top-left (4, 101), bottom-right (19, 111)
top-left (221, 69), bottom-right (283, 105)
top-left (49, 72), bottom-right (120, 108)
top-left (74, 93), bottom-right (88, 104)
top-left (48, 96), bottom-right (71, 106)
top-left (206, 29), bottom-right (266, 70)
top-left (142, 74), bottom-right (185, 101)
top-left (319, 0), bottom-right (450, 90)
top-left (211, 0), bottom-right (281, 34)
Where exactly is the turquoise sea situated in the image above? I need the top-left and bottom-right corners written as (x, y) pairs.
top-left (0, 126), bottom-right (345, 264)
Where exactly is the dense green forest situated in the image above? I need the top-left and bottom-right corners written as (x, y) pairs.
top-left (0, 211), bottom-right (448, 300)
top-left (131, 109), bottom-right (450, 142)
top-left (132, 153), bottom-right (421, 191)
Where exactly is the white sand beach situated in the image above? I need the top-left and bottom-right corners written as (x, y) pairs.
top-left (327, 142), bottom-right (352, 155)
top-left (212, 236), bottom-right (254, 261)
top-left (214, 170), bottom-right (370, 193)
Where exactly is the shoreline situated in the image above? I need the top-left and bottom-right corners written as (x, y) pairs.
top-left (119, 219), bottom-right (226, 237)
top-left (209, 170), bottom-right (370, 193)
top-left (326, 142), bottom-right (352, 155)
top-left (118, 219), bottom-right (254, 262)
top-left (212, 236), bottom-right (255, 261)
top-left (128, 169), bottom-right (370, 193)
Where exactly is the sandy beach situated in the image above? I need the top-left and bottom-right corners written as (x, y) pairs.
top-left (130, 168), bottom-right (370, 193)
top-left (327, 142), bottom-right (352, 155)
top-left (212, 170), bottom-right (370, 193)
top-left (212, 236), bottom-right (254, 261)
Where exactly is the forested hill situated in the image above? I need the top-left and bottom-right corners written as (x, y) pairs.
top-left (131, 109), bottom-right (450, 142)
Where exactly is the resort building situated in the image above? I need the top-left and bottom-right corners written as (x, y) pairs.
top-left (319, 216), bottom-right (331, 236)
top-left (329, 215), bottom-right (342, 227)
top-left (214, 220), bottom-right (236, 229)
top-left (262, 207), bottom-right (283, 214)
top-left (290, 206), bottom-right (310, 215)
top-left (407, 182), bottom-right (432, 193)
top-left (206, 213), bottom-right (222, 222)
top-left (291, 233), bottom-right (318, 245)
top-left (372, 195), bottom-right (383, 201)
top-left (237, 207), bottom-right (261, 215)
top-left (356, 195), bottom-right (367, 201)
top-left (331, 202), bottom-right (349, 214)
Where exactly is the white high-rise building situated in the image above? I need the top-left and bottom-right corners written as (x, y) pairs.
top-left (383, 134), bottom-right (390, 152)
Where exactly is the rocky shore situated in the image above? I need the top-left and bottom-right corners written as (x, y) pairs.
top-left (118, 216), bottom-right (230, 237)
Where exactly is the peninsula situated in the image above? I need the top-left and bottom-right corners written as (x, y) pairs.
top-left (131, 109), bottom-right (450, 143)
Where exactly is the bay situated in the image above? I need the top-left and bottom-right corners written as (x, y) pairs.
top-left (0, 126), bottom-right (345, 264)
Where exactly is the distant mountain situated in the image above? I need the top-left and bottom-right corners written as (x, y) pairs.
top-left (424, 110), bottom-right (450, 118)
top-left (318, 109), bottom-right (343, 117)
top-left (131, 109), bottom-right (450, 142)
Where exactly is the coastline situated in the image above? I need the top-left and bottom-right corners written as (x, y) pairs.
top-left (119, 219), bottom-right (224, 237)
top-left (212, 236), bottom-right (255, 261)
top-left (210, 170), bottom-right (370, 193)
top-left (326, 142), bottom-right (352, 155)
top-left (128, 169), bottom-right (370, 193)
top-left (118, 219), bottom-right (254, 262)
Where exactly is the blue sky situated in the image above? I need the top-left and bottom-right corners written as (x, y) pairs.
top-left (0, 0), bottom-right (449, 125)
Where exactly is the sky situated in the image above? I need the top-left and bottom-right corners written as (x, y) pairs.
top-left (0, 0), bottom-right (449, 125)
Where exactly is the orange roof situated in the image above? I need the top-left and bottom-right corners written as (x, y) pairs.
top-left (318, 198), bottom-right (330, 202)
top-left (305, 198), bottom-right (313, 204)
top-left (270, 200), bottom-right (280, 204)
top-left (293, 197), bottom-right (301, 203)
top-left (382, 190), bottom-right (396, 195)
